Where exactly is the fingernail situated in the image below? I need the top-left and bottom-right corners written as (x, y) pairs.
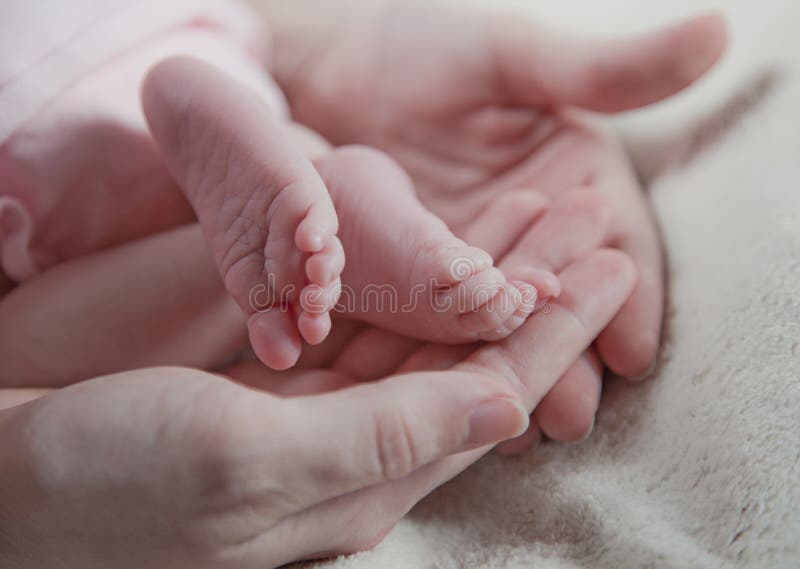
top-left (577, 415), bottom-right (596, 442)
top-left (468, 399), bottom-right (529, 446)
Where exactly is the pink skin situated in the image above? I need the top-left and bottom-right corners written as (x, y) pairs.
top-left (143, 57), bottom-right (557, 369)
top-left (227, 251), bottom-right (635, 564)
top-left (0, 185), bottom-right (557, 391)
top-left (0, 107), bottom-right (629, 564)
top-left (0, 52), bottom-right (556, 379)
top-left (0, 167), bottom-right (631, 562)
top-left (142, 57), bottom-right (342, 371)
top-left (315, 145), bottom-right (560, 343)
top-left (269, 1), bottom-right (727, 450)
top-left (0, 4), bottom-right (726, 447)
top-left (0, 249), bottom-right (634, 568)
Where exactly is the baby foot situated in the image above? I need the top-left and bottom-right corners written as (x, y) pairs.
top-left (315, 146), bottom-right (559, 343)
top-left (142, 57), bottom-right (343, 369)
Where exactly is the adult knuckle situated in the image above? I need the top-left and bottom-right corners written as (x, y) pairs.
top-left (184, 386), bottom-right (273, 495)
top-left (370, 410), bottom-right (421, 481)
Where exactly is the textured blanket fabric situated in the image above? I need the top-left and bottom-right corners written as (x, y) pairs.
top-left (305, 0), bottom-right (800, 567)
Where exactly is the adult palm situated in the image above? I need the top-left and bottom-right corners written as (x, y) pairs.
top-left (271, 0), bottom-right (726, 442)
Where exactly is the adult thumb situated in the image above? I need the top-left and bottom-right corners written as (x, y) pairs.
top-left (271, 369), bottom-right (529, 509)
top-left (491, 11), bottom-right (728, 112)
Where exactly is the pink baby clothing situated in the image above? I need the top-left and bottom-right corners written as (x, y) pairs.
top-left (0, 0), bottom-right (288, 282)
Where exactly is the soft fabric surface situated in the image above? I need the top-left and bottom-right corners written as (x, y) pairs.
top-left (306, 1), bottom-right (800, 567)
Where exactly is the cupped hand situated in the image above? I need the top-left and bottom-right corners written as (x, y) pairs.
top-left (0, 364), bottom-right (523, 568)
top-left (0, 244), bottom-right (633, 568)
top-left (279, 1), bottom-right (725, 378)
top-left (270, 0), bottom-right (726, 446)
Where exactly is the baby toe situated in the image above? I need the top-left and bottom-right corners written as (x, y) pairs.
top-left (508, 266), bottom-right (561, 299)
top-left (435, 267), bottom-right (506, 314)
top-left (298, 311), bottom-right (333, 346)
top-left (300, 280), bottom-right (342, 316)
top-left (297, 279), bottom-right (340, 346)
top-left (295, 199), bottom-right (339, 253)
top-left (248, 309), bottom-right (302, 370)
top-left (424, 244), bottom-right (494, 286)
top-left (459, 280), bottom-right (537, 339)
top-left (306, 236), bottom-right (345, 285)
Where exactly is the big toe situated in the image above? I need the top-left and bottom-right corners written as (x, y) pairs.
top-left (248, 309), bottom-right (302, 371)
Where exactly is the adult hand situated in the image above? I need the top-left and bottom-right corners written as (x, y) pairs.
top-left (0, 245), bottom-right (633, 568)
top-left (0, 364), bottom-right (521, 569)
top-left (265, 0), bottom-right (726, 445)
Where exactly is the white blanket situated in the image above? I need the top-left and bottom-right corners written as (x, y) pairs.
top-left (309, 0), bottom-right (800, 567)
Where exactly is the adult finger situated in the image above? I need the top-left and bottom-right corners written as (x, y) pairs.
top-left (595, 159), bottom-right (664, 378)
top-left (498, 188), bottom-right (611, 276)
top-left (492, 135), bottom-right (664, 379)
top-left (487, 188), bottom-right (611, 454)
top-left (534, 348), bottom-right (603, 442)
top-left (458, 190), bottom-right (550, 259)
top-left (490, 11), bottom-right (727, 112)
top-left (495, 348), bottom-right (603, 454)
